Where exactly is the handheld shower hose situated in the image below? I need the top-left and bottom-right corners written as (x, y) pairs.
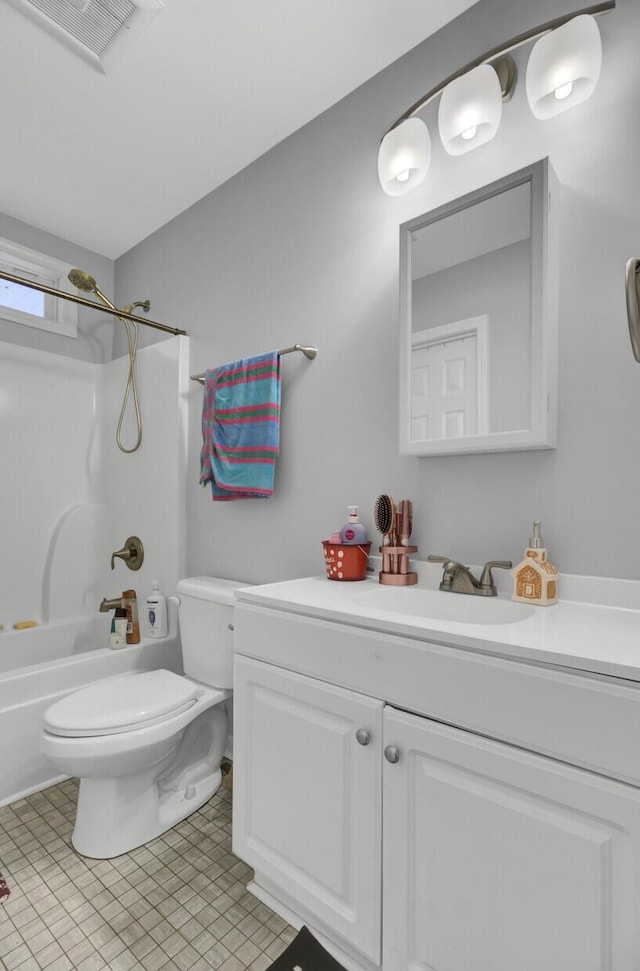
top-left (68, 269), bottom-right (149, 453)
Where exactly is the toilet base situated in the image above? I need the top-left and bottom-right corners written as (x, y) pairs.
top-left (72, 765), bottom-right (223, 858)
top-left (70, 702), bottom-right (229, 859)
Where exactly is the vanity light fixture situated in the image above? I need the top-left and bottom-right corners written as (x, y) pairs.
top-left (377, 117), bottom-right (432, 196)
top-left (525, 14), bottom-right (602, 119)
top-left (438, 63), bottom-right (504, 156)
top-left (378, 0), bottom-right (614, 195)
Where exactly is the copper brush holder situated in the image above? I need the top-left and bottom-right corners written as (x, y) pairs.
top-left (375, 496), bottom-right (418, 586)
top-left (379, 544), bottom-right (418, 585)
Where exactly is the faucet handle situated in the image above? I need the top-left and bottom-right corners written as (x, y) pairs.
top-left (110, 535), bottom-right (144, 571)
top-left (428, 555), bottom-right (464, 575)
top-left (427, 554), bottom-right (461, 590)
top-left (479, 560), bottom-right (513, 592)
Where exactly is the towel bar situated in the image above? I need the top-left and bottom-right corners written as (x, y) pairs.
top-left (190, 344), bottom-right (317, 384)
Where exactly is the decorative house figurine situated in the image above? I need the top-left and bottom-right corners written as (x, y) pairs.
top-left (511, 521), bottom-right (558, 606)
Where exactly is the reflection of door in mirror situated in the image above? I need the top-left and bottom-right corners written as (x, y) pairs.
top-left (410, 181), bottom-right (531, 441)
top-left (399, 158), bottom-right (558, 456)
top-left (411, 316), bottom-right (488, 441)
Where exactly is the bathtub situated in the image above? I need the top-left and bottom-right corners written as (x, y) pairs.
top-left (0, 600), bottom-right (182, 807)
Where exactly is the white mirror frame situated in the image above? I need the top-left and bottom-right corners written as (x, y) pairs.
top-left (399, 158), bottom-right (559, 456)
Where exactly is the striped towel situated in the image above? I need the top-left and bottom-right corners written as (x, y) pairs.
top-left (200, 352), bottom-right (281, 500)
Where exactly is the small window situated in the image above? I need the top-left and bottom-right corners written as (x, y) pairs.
top-left (0, 238), bottom-right (78, 338)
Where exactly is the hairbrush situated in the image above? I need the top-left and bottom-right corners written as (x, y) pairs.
top-left (374, 494), bottom-right (395, 545)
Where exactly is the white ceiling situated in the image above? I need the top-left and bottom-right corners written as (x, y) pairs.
top-left (0, 0), bottom-right (479, 260)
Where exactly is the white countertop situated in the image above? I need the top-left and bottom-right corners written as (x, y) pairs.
top-left (236, 564), bottom-right (640, 682)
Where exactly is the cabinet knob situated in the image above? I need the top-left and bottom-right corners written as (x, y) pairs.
top-left (384, 745), bottom-right (400, 764)
top-left (227, 623), bottom-right (234, 631)
top-left (355, 729), bottom-right (371, 746)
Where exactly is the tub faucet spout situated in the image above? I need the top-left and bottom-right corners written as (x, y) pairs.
top-left (99, 597), bottom-right (123, 613)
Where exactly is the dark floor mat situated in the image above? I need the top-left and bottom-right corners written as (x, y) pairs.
top-left (267, 926), bottom-right (347, 970)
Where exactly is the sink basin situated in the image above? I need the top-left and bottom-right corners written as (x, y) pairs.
top-left (354, 585), bottom-right (535, 626)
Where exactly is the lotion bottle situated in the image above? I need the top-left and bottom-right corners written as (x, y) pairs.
top-left (340, 506), bottom-right (369, 544)
top-left (146, 580), bottom-right (168, 638)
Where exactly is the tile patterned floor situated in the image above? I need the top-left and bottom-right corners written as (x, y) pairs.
top-left (0, 779), bottom-right (295, 970)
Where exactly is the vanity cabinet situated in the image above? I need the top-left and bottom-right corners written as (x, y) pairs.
top-left (383, 705), bottom-right (640, 971)
top-left (233, 600), bottom-right (640, 971)
top-left (232, 656), bottom-right (383, 965)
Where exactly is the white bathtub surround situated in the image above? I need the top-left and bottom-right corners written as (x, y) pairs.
top-left (97, 333), bottom-right (191, 617)
top-left (0, 334), bottom-right (189, 632)
top-left (232, 568), bottom-right (640, 971)
top-left (0, 343), bottom-right (101, 626)
top-left (0, 333), bottom-right (190, 808)
top-left (0, 601), bottom-right (181, 808)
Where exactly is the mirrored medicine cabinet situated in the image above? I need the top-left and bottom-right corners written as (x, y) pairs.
top-left (399, 158), bottom-right (559, 456)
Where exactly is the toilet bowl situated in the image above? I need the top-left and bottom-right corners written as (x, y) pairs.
top-left (41, 577), bottom-right (246, 859)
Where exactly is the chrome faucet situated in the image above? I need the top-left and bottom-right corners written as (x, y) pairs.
top-left (427, 555), bottom-right (512, 597)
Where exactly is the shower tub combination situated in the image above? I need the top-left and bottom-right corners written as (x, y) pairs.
top-left (0, 601), bottom-right (182, 808)
top-left (0, 274), bottom-right (189, 811)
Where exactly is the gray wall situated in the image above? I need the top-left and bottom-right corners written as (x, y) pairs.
top-left (0, 212), bottom-right (115, 363)
top-left (114, 0), bottom-right (640, 583)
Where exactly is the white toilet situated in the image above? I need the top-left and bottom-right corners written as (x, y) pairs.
top-left (41, 577), bottom-right (245, 859)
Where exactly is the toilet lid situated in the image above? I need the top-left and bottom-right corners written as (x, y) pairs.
top-left (44, 670), bottom-right (201, 737)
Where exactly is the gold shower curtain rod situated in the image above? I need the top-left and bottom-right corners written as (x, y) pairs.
top-left (0, 269), bottom-right (186, 336)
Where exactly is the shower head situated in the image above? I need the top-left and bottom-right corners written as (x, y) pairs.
top-left (68, 268), bottom-right (97, 293)
top-left (68, 267), bottom-right (117, 312)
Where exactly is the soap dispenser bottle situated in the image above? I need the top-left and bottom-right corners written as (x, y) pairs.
top-left (340, 506), bottom-right (368, 545)
top-left (511, 521), bottom-right (559, 606)
top-left (146, 580), bottom-right (168, 638)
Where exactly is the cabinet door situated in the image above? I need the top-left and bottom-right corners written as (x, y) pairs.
top-left (383, 705), bottom-right (640, 971)
top-left (233, 655), bottom-right (382, 963)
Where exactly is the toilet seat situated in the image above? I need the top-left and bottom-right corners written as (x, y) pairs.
top-left (44, 670), bottom-right (202, 738)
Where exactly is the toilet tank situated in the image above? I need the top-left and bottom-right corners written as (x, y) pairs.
top-left (176, 577), bottom-right (248, 688)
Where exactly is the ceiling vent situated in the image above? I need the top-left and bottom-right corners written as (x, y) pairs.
top-left (5, 0), bottom-right (164, 73)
